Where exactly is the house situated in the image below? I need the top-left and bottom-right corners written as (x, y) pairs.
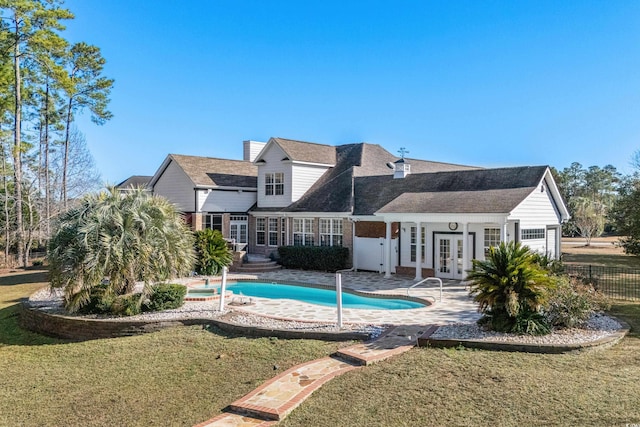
top-left (139, 137), bottom-right (569, 280)
top-left (147, 141), bottom-right (265, 249)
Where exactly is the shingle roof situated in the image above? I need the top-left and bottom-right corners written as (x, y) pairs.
top-left (353, 166), bottom-right (548, 215)
top-left (253, 142), bottom-right (485, 213)
top-left (116, 175), bottom-right (152, 189)
top-left (376, 188), bottom-right (536, 214)
top-left (169, 154), bottom-right (257, 188)
top-left (271, 137), bottom-right (337, 165)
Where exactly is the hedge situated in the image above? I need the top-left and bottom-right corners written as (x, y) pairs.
top-left (278, 246), bottom-right (349, 271)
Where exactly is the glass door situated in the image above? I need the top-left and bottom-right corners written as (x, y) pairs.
top-left (435, 234), bottom-right (466, 280)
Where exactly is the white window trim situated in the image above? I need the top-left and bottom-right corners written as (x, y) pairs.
top-left (256, 217), bottom-right (266, 246)
top-left (320, 218), bottom-right (343, 246)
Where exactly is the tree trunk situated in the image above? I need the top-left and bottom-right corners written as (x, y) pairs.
top-left (62, 97), bottom-right (72, 209)
top-left (44, 80), bottom-right (51, 240)
top-left (12, 16), bottom-right (25, 268)
top-left (1, 135), bottom-right (11, 267)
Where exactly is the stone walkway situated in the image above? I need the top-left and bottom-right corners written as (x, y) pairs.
top-left (195, 324), bottom-right (429, 427)
top-left (193, 270), bottom-right (477, 426)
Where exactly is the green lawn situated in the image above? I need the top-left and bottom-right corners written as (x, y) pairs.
top-left (281, 302), bottom-right (640, 427)
top-left (2, 270), bottom-right (640, 426)
top-left (0, 270), bottom-right (344, 426)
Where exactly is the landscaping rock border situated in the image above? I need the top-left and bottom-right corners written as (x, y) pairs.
top-left (19, 303), bottom-right (370, 342)
top-left (417, 318), bottom-right (630, 354)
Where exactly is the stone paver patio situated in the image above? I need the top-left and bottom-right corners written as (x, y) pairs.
top-left (216, 269), bottom-right (480, 325)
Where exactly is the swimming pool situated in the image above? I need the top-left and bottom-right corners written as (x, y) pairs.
top-left (188, 281), bottom-right (425, 310)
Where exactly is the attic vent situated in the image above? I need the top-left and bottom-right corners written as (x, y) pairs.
top-left (281, 157), bottom-right (290, 161)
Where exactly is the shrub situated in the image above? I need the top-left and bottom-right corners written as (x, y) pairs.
top-left (110, 293), bottom-right (143, 316)
top-left (467, 241), bottom-right (555, 335)
top-left (531, 252), bottom-right (564, 275)
top-left (278, 246), bottom-right (349, 271)
top-left (144, 283), bottom-right (187, 312)
top-left (77, 284), bottom-right (115, 315)
top-left (194, 229), bottom-right (233, 275)
top-left (545, 276), bottom-right (611, 328)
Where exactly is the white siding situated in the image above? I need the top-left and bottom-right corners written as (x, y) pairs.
top-left (199, 190), bottom-right (257, 212)
top-left (509, 183), bottom-right (562, 227)
top-left (291, 163), bottom-right (330, 202)
top-left (256, 143), bottom-right (292, 208)
top-left (153, 161), bottom-right (195, 212)
top-left (509, 182), bottom-right (562, 255)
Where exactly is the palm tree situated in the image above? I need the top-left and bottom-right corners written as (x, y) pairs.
top-left (467, 241), bottom-right (555, 334)
top-left (194, 229), bottom-right (232, 275)
top-left (48, 187), bottom-right (195, 312)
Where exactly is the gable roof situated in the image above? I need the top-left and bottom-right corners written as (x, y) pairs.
top-left (355, 166), bottom-right (549, 215)
top-left (149, 154), bottom-right (257, 189)
top-left (116, 175), bottom-right (152, 189)
top-left (260, 137), bottom-right (337, 165)
top-left (253, 142), bottom-right (482, 213)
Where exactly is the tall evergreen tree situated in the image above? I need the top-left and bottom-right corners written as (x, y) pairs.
top-left (59, 41), bottom-right (112, 208)
top-left (0, 0), bottom-right (72, 266)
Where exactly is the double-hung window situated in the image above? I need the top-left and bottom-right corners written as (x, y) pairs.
top-left (203, 214), bottom-right (222, 232)
top-left (320, 219), bottom-right (343, 246)
top-left (281, 218), bottom-right (286, 246)
top-left (256, 218), bottom-right (266, 245)
top-left (410, 226), bottom-right (425, 263)
top-left (268, 218), bottom-right (279, 246)
top-left (483, 228), bottom-right (501, 257)
top-left (265, 172), bottom-right (284, 196)
top-left (293, 218), bottom-right (314, 246)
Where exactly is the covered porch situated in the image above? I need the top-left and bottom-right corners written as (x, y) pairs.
top-left (354, 214), bottom-right (521, 281)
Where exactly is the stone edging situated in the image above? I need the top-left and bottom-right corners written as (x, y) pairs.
top-left (417, 318), bottom-right (630, 354)
top-left (19, 303), bottom-right (369, 342)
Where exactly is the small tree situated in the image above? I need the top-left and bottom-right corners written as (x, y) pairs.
top-left (194, 229), bottom-right (232, 275)
top-left (571, 197), bottom-right (606, 246)
top-left (467, 241), bottom-right (555, 335)
top-left (48, 187), bottom-right (195, 312)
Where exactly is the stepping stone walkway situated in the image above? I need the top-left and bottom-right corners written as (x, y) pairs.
top-left (195, 325), bottom-right (429, 426)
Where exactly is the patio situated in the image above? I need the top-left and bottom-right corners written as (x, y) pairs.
top-left (219, 269), bottom-right (481, 326)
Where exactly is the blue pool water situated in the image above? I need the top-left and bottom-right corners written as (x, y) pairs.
top-left (190, 281), bottom-right (425, 310)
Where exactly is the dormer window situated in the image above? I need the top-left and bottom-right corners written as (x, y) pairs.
top-left (265, 172), bottom-right (284, 196)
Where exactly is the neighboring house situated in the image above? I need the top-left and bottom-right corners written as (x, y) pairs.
top-left (134, 137), bottom-right (569, 280)
top-left (148, 141), bottom-right (265, 248)
top-left (115, 175), bottom-right (152, 192)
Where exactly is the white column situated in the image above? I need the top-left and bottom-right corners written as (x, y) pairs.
top-left (501, 219), bottom-right (509, 243)
top-left (384, 221), bottom-right (392, 278)
top-left (352, 220), bottom-right (358, 271)
top-left (415, 222), bottom-right (423, 281)
top-left (462, 222), bottom-right (469, 280)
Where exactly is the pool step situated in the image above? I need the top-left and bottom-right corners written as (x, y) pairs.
top-left (234, 260), bottom-right (281, 273)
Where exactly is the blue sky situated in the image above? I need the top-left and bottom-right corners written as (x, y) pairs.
top-left (63, 0), bottom-right (640, 183)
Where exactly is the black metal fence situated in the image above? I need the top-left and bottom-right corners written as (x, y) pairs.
top-left (563, 264), bottom-right (640, 301)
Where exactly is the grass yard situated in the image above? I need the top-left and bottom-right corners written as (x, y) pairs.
top-left (0, 270), bottom-right (344, 427)
top-left (2, 254), bottom-right (640, 427)
top-left (281, 302), bottom-right (640, 427)
top-left (562, 236), bottom-right (640, 269)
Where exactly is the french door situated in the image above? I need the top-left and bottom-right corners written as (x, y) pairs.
top-left (229, 215), bottom-right (248, 244)
top-left (435, 234), bottom-right (467, 280)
